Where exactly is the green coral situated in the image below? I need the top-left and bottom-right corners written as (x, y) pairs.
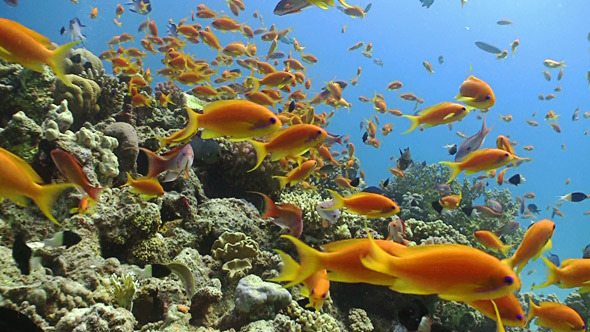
top-left (109, 272), bottom-right (139, 311)
top-left (0, 111), bottom-right (42, 163)
top-left (54, 74), bottom-right (101, 129)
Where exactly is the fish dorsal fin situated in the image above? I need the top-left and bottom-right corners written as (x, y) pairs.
top-left (0, 148), bottom-right (44, 184)
top-left (533, 239), bottom-right (552, 261)
top-left (560, 258), bottom-right (575, 268)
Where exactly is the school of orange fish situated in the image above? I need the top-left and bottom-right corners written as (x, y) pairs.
top-left (1, 1), bottom-right (590, 331)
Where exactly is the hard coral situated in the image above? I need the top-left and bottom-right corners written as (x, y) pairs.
top-left (80, 68), bottom-right (126, 120)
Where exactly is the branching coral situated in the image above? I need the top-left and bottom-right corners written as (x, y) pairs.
top-left (109, 273), bottom-right (139, 311)
top-left (80, 68), bottom-right (126, 118)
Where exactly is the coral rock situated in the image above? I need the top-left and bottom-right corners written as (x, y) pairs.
top-left (235, 274), bottom-right (291, 320)
top-left (54, 75), bottom-right (101, 129)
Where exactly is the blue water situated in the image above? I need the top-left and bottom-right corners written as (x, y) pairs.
top-left (3, 0), bottom-right (590, 301)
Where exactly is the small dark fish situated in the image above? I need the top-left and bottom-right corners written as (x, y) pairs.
top-left (432, 201), bottom-right (444, 214)
top-left (433, 182), bottom-right (451, 195)
top-left (3, 0), bottom-right (17, 6)
top-left (382, 178), bottom-right (389, 187)
top-left (288, 100), bottom-right (296, 112)
top-left (438, 55), bottom-right (444, 64)
top-left (527, 204), bottom-right (540, 214)
top-left (560, 192), bottom-right (588, 202)
top-left (475, 41), bottom-right (503, 55)
top-left (497, 19), bottom-right (512, 25)
top-left (546, 252), bottom-right (560, 266)
top-left (349, 177), bottom-right (360, 187)
top-left (149, 263), bottom-right (172, 277)
top-left (167, 22), bottom-right (178, 36)
top-left (461, 205), bottom-right (474, 217)
top-left (0, 307), bottom-right (44, 332)
top-left (396, 147), bottom-right (412, 171)
top-left (508, 174), bottom-right (525, 186)
top-left (44, 230), bottom-right (82, 248)
top-left (584, 244), bottom-right (590, 259)
top-left (190, 135), bottom-right (221, 164)
top-left (279, 36), bottom-right (294, 45)
top-left (268, 51), bottom-right (286, 59)
top-left (364, 3), bottom-right (372, 13)
top-left (444, 144), bottom-right (457, 155)
top-left (420, 0), bottom-right (434, 8)
top-left (229, 68), bottom-right (242, 74)
top-left (495, 221), bottom-right (520, 236)
top-left (273, 0), bottom-right (312, 15)
top-left (572, 108), bottom-right (580, 121)
top-left (362, 186), bottom-right (383, 195)
top-left (12, 233), bottom-right (32, 275)
top-left (362, 131), bottom-right (368, 143)
top-left (60, 26), bottom-right (66, 35)
top-left (398, 298), bottom-right (428, 331)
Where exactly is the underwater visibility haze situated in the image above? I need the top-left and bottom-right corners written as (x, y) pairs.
top-left (0, 0), bottom-right (590, 331)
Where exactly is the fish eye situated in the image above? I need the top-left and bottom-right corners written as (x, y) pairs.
top-left (322, 293), bottom-right (327, 298)
top-left (504, 276), bottom-right (514, 285)
top-left (553, 224), bottom-right (555, 229)
top-left (461, 107), bottom-right (466, 111)
top-left (516, 314), bottom-right (523, 321)
top-left (504, 153), bottom-right (509, 157)
top-left (269, 117), bottom-right (276, 124)
top-left (486, 95), bottom-right (491, 100)
top-left (317, 130), bottom-right (322, 135)
top-left (310, 289), bottom-right (315, 295)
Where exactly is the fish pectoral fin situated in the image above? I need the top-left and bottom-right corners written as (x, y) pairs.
top-left (443, 112), bottom-right (456, 120)
top-left (533, 239), bottom-right (552, 261)
top-left (299, 285), bottom-right (310, 297)
top-left (464, 169), bottom-right (477, 175)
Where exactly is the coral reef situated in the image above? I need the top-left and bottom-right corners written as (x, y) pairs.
top-left (235, 274), bottom-right (291, 320)
top-left (54, 75), bottom-right (101, 129)
top-left (80, 68), bottom-right (126, 117)
top-left (64, 48), bottom-right (103, 76)
top-left (347, 308), bottom-right (374, 332)
top-left (0, 111), bottom-right (43, 163)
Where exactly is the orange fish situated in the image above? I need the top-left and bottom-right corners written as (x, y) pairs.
top-left (90, 7), bottom-right (99, 19)
top-left (474, 230), bottom-right (513, 256)
top-left (466, 294), bottom-right (525, 328)
top-left (273, 160), bottom-right (317, 189)
top-left (275, 235), bottom-right (407, 288)
top-left (360, 232), bottom-right (521, 301)
top-left (50, 149), bottom-right (103, 201)
top-left (496, 135), bottom-right (515, 155)
top-left (0, 148), bottom-right (77, 225)
top-left (402, 102), bottom-right (469, 134)
top-left (247, 124), bottom-right (327, 171)
top-left (270, 251), bottom-right (330, 311)
top-left (527, 299), bottom-right (586, 332)
top-left (455, 75), bottom-right (496, 109)
top-left (251, 192), bottom-right (303, 238)
top-left (160, 100), bottom-right (282, 148)
top-left (326, 190), bottom-right (400, 218)
top-left (440, 191), bottom-right (462, 210)
top-left (0, 18), bottom-right (80, 86)
top-left (503, 219), bottom-right (554, 274)
top-left (116, 4), bottom-right (125, 18)
top-left (439, 148), bottom-right (528, 183)
top-left (533, 257), bottom-right (590, 292)
top-left (123, 173), bottom-right (164, 200)
top-left (496, 168), bottom-right (508, 185)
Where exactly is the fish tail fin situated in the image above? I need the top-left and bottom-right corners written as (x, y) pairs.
top-left (268, 249), bottom-right (301, 283)
top-left (532, 257), bottom-right (560, 289)
top-left (123, 172), bottom-right (134, 187)
top-left (33, 183), bottom-right (77, 225)
top-left (140, 147), bottom-right (166, 178)
top-left (248, 191), bottom-right (278, 218)
top-left (247, 140), bottom-right (268, 172)
top-left (85, 186), bottom-right (104, 202)
top-left (48, 40), bottom-right (81, 87)
top-left (501, 256), bottom-right (514, 270)
top-left (273, 176), bottom-right (289, 189)
top-left (326, 189), bottom-right (345, 210)
top-left (281, 234), bottom-right (322, 287)
top-left (359, 227), bottom-right (396, 277)
top-left (500, 243), bottom-right (514, 256)
top-left (527, 297), bottom-right (537, 324)
top-left (401, 115), bottom-right (420, 134)
top-left (439, 161), bottom-right (462, 183)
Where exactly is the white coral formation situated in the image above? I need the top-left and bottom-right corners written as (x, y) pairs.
top-left (75, 126), bottom-right (119, 178)
top-left (405, 218), bottom-right (470, 245)
top-left (285, 301), bottom-right (342, 332)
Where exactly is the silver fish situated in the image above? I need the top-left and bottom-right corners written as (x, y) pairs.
top-left (455, 118), bottom-right (491, 161)
top-left (486, 199), bottom-right (503, 213)
top-left (68, 17), bottom-right (86, 42)
top-left (475, 41), bottom-right (502, 55)
top-left (420, 0), bottom-right (434, 8)
top-left (316, 200), bottom-right (340, 227)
